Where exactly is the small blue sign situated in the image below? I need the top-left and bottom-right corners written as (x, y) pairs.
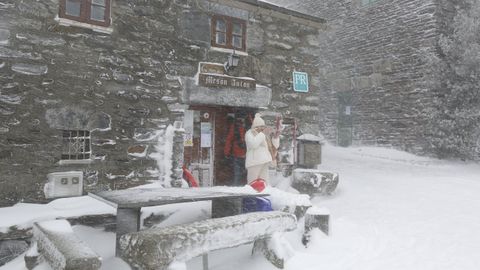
top-left (293, 71), bottom-right (309, 93)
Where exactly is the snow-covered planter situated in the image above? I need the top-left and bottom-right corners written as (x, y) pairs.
top-left (292, 169), bottom-right (339, 196)
top-left (119, 211), bottom-right (297, 270)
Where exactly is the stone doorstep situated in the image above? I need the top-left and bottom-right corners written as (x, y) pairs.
top-left (119, 211), bottom-right (297, 270)
top-left (33, 220), bottom-right (101, 270)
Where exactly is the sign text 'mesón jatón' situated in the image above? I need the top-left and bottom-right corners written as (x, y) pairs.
top-left (199, 73), bottom-right (256, 90)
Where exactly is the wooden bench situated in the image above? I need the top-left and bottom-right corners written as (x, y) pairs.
top-left (119, 211), bottom-right (297, 270)
top-left (31, 219), bottom-right (101, 270)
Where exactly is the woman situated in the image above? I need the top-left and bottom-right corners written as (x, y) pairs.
top-left (245, 113), bottom-right (279, 184)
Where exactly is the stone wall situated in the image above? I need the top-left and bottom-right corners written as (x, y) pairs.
top-left (0, 0), bottom-right (323, 205)
top-left (314, 0), bottom-right (442, 152)
top-left (269, 0), bottom-right (455, 154)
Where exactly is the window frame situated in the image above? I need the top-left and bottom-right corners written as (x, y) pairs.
top-left (61, 130), bottom-right (92, 161)
top-left (211, 15), bottom-right (247, 52)
top-left (59, 0), bottom-right (111, 27)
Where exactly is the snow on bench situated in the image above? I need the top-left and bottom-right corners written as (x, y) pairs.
top-left (119, 211), bottom-right (297, 270)
top-left (32, 219), bottom-right (101, 270)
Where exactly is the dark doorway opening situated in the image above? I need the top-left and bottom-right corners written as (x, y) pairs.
top-left (183, 106), bottom-right (256, 187)
top-left (337, 91), bottom-right (353, 147)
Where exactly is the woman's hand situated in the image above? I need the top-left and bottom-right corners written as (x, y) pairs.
top-left (263, 127), bottom-right (273, 136)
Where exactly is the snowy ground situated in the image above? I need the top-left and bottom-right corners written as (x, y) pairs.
top-left (2, 145), bottom-right (480, 270)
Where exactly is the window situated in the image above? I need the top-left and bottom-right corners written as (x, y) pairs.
top-left (61, 130), bottom-right (91, 160)
top-left (211, 15), bottom-right (246, 51)
top-left (59, 0), bottom-right (111, 27)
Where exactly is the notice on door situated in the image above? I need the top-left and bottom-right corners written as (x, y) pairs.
top-left (184, 110), bottom-right (194, 147)
top-left (200, 122), bottom-right (212, 148)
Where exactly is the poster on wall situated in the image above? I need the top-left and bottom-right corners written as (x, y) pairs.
top-left (200, 122), bottom-right (212, 148)
top-left (184, 133), bottom-right (193, 147)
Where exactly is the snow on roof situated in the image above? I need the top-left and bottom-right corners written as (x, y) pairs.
top-left (235, 0), bottom-right (325, 24)
top-left (259, 0), bottom-right (324, 18)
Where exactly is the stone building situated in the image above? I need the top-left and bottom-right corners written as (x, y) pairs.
top-left (0, 0), bottom-right (325, 206)
top-left (270, 0), bottom-right (456, 153)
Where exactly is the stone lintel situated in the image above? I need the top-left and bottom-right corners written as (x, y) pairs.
top-left (182, 77), bottom-right (271, 108)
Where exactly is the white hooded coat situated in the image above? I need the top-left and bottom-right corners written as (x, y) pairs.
top-left (245, 129), bottom-right (279, 168)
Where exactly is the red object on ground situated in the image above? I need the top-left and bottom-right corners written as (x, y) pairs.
top-left (182, 166), bottom-right (199, 187)
top-left (250, 178), bottom-right (266, 192)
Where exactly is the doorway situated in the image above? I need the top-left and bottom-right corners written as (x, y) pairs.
top-left (183, 106), bottom-right (256, 187)
top-left (337, 91), bottom-right (353, 147)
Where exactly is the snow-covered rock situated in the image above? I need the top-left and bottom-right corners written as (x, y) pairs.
top-left (292, 169), bottom-right (339, 196)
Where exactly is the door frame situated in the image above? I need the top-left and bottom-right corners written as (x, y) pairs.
top-left (185, 105), bottom-right (256, 186)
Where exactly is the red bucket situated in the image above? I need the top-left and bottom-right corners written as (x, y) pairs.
top-left (249, 178), bottom-right (266, 192)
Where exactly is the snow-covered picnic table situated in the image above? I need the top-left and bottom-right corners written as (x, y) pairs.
top-left (88, 187), bottom-right (269, 255)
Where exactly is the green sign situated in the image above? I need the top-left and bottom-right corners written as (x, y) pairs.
top-left (293, 71), bottom-right (309, 93)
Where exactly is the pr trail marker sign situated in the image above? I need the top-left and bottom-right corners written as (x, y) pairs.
top-left (293, 71), bottom-right (309, 93)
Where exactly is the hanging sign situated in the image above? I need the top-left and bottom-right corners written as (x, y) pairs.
top-left (199, 63), bottom-right (225, 75)
top-left (293, 71), bottom-right (309, 93)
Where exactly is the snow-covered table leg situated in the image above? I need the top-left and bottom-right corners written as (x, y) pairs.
top-left (211, 198), bottom-right (242, 218)
top-left (302, 207), bottom-right (330, 245)
top-left (252, 233), bottom-right (295, 269)
top-left (116, 207), bottom-right (141, 256)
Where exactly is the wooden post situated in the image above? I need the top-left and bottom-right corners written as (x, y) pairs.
top-left (202, 254), bottom-right (209, 270)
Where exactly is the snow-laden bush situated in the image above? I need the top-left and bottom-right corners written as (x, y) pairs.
top-left (424, 0), bottom-right (480, 159)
